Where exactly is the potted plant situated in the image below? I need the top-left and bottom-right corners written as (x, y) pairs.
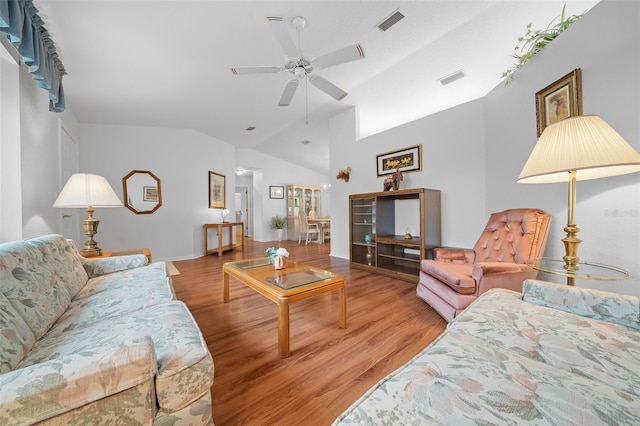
top-left (501, 5), bottom-right (583, 85)
top-left (270, 215), bottom-right (286, 241)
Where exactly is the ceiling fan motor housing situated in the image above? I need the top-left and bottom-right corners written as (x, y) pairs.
top-left (294, 66), bottom-right (306, 80)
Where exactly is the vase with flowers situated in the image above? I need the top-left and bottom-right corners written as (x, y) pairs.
top-left (265, 247), bottom-right (289, 270)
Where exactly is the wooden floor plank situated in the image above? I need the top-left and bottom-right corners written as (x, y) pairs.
top-left (171, 238), bottom-right (446, 425)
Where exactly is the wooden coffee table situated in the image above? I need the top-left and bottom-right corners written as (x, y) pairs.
top-left (223, 258), bottom-right (347, 357)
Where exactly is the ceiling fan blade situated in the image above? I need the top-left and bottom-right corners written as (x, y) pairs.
top-left (278, 79), bottom-right (299, 106)
top-left (231, 66), bottom-right (282, 75)
top-left (309, 75), bottom-right (348, 101)
top-left (314, 43), bottom-right (365, 69)
top-left (267, 16), bottom-right (299, 59)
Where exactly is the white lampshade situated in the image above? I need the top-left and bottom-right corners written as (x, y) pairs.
top-left (518, 115), bottom-right (640, 184)
top-left (53, 173), bottom-right (122, 208)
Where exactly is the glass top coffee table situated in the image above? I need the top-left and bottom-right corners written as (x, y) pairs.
top-left (222, 258), bottom-right (347, 357)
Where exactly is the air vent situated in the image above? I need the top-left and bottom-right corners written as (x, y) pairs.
top-left (300, 139), bottom-right (311, 145)
top-left (438, 70), bottom-right (465, 86)
top-left (246, 126), bottom-right (256, 131)
top-left (377, 9), bottom-right (405, 31)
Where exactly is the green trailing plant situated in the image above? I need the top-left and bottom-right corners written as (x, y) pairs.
top-left (502, 5), bottom-right (583, 85)
top-left (270, 215), bottom-right (286, 230)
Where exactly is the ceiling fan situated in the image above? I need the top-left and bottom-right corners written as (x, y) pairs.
top-left (231, 16), bottom-right (365, 106)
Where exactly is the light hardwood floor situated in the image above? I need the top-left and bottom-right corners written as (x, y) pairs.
top-left (172, 238), bottom-right (447, 425)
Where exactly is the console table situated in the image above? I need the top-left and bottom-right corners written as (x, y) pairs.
top-left (204, 222), bottom-right (244, 256)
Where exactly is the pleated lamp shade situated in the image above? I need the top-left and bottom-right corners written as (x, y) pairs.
top-left (518, 115), bottom-right (640, 184)
top-left (53, 173), bottom-right (122, 208)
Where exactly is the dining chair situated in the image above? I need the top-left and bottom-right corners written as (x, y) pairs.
top-left (298, 211), bottom-right (321, 245)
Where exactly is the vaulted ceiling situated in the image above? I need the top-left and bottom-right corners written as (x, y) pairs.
top-left (35, 1), bottom-right (599, 175)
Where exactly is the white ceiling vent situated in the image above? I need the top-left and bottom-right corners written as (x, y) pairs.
top-left (377, 9), bottom-right (405, 32)
top-left (438, 70), bottom-right (465, 86)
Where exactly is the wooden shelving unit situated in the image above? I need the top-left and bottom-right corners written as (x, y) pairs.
top-left (349, 188), bottom-right (441, 282)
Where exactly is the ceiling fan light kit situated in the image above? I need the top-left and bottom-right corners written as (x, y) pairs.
top-left (231, 15), bottom-right (365, 107)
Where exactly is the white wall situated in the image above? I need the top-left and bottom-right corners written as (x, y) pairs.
top-left (329, 0), bottom-right (639, 296)
top-left (79, 124), bottom-right (236, 261)
top-left (484, 0), bottom-right (639, 294)
top-left (78, 126), bottom-right (331, 260)
top-left (13, 54), bottom-right (81, 242)
top-left (329, 100), bottom-right (486, 260)
top-left (1, 42), bottom-right (22, 241)
top-left (236, 147), bottom-right (331, 242)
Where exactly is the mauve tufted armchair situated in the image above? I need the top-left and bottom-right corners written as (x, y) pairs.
top-left (417, 208), bottom-right (552, 322)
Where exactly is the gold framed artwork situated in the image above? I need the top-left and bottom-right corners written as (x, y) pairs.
top-left (535, 68), bottom-right (582, 137)
top-left (209, 171), bottom-right (226, 209)
top-left (376, 144), bottom-right (422, 176)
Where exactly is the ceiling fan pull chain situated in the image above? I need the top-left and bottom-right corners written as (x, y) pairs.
top-left (305, 78), bottom-right (309, 125)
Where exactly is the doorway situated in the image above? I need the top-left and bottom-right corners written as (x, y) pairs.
top-left (59, 122), bottom-right (80, 244)
top-left (235, 185), bottom-right (250, 237)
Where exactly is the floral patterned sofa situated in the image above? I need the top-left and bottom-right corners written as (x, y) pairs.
top-left (0, 234), bottom-right (214, 425)
top-left (334, 279), bottom-right (640, 425)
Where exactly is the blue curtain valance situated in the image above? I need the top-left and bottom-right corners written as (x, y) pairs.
top-left (0, 0), bottom-right (66, 112)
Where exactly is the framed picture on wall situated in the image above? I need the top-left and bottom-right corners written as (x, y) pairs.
top-left (269, 185), bottom-right (284, 199)
top-left (143, 186), bottom-right (158, 202)
top-left (209, 171), bottom-right (226, 209)
top-left (535, 68), bottom-right (582, 137)
top-left (376, 144), bottom-right (422, 176)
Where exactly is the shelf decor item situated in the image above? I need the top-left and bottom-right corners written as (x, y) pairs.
top-left (266, 247), bottom-right (289, 270)
top-left (383, 169), bottom-right (403, 191)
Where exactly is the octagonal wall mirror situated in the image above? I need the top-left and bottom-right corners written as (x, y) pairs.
top-left (123, 170), bottom-right (162, 214)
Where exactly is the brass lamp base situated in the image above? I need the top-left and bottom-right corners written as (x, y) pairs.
top-left (80, 206), bottom-right (102, 257)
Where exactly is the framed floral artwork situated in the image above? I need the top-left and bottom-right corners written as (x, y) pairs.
top-left (535, 68), bottom-right (582, 137)
top-left (376, 144), bottom-right (422, 177)
top-left (209, 171), bottom-right (225, 209)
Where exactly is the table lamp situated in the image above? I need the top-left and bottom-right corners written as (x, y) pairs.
top-left (53, 173), bottom-right (123, 257)
top-left (221, 209), bottom-right (230, 223)
top-left (518, 115), bottom-right (640, 285)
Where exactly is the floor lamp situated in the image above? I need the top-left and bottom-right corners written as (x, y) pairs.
top-left (518, 115), bottom-right (640, 285)
top-left (53, 173), bottom-right (123, 257)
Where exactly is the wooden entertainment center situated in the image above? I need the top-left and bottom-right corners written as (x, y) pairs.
top-left (349, 188), bottom-right (441, 282)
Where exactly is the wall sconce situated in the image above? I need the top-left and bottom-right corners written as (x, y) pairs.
top-left (323, 184), bottom-right (332, 193)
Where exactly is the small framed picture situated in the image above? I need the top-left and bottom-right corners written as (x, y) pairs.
top-left (535, 68), bottom-right (582, 137)
top-left (143, 186), bottom-right (158, 202)
top-left (209, 171), bottom-right (226, 209)
top-left (269, 185), bottom-right (284, 199)
top-left (376, 144), bottom-right (422, 177)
